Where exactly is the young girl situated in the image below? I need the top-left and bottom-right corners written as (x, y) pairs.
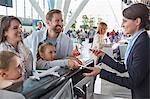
top-left (36, 42), bottom-right (80, 70)
top-left (0, 51), bottom-right (23, 89)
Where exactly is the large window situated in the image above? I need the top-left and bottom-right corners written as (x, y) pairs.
top-left (25, 0), bottom-right (32, 18)
top-left (0, 5), bottom-right (6, 15)
top-left (7, 0), bottom-right (16, 16)
top-left (17, 0), bottom-right (24, 17)
top-left (0, 0), bottom-right (49, 20)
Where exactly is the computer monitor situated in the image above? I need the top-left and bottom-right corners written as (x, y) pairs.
top-left (52, 78), bottom-right (74, 99)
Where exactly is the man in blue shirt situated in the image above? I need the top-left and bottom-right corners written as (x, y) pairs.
top-left (24, 9), bottom-right (81, 70)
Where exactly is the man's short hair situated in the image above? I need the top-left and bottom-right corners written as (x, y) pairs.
top-left (46, 9), bottom-right (62, 21)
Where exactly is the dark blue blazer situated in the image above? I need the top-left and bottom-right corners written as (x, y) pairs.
top-left (99, 32), bottom-right (149, 98)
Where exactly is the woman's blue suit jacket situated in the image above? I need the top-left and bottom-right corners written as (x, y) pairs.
top-left (99, 31), bottom-right (149, 98)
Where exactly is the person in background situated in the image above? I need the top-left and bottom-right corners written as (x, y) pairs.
top-left (36, 21), bottom-right (44, 31)
top-left (0, 51), bottom-right (23, 89)
top-left (91, 22), bottom-right (108, 65)
top-left (91, 22), bottom-right (108, 94)
top-left (36, 42), bottom-right (80, 69)
top-left (84, 3), bottom-right (149, 99)
top-left (109, 29), bottom-right (115, 43)
top-left (88, 26), bottom-right (95, 43)
top-left (23, 9), bottom-right (81, 69)
top-left (92, 22), bottom-right (108, 49)
top-left (0, 16), bottom-right (33, 79)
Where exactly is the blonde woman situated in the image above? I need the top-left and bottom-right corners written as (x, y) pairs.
top-left (92, 22), bottom-right (108, 49)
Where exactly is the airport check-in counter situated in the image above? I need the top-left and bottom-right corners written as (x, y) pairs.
top-left (3, 43), bottom-right (127, 99)
top-left (4, 57), bottom-right (95, 99)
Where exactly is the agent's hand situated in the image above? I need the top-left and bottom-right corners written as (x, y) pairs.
top-left (90, 49), bottom-right (105, 58)
top-left (83, 67), bottom-right (101, 77)
top-left (68, 59), bottom-right (81, 69)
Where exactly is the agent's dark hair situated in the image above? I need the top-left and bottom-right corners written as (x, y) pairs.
top-left (0, 16), bottom-right (22, 43)
top-left (36, 42), bottom-right (54, 61)
top-left (46, 9), bottom-right (62, 21)
top-left (0, 51), bottom-right (17, 70)
top-left (122, 3), bottom-right (149, 29)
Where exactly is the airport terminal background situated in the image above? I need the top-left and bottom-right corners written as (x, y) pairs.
top-left (0, 0), bottom-right (149, 32)
top-left (0, 0), bottom-right (149, 99)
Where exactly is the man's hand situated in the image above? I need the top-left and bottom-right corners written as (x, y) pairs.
top-left (68, 59), bottom-right (81, 69)
top-left (67, 57), bottom-right (82, 65)
top-left (71, 45), bottom-right (80, 57)
top-left (83, 67), bottom-right (101, 77)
